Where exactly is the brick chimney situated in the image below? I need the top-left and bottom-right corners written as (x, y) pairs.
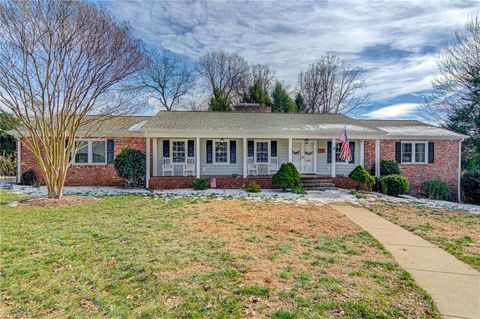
top-left (233, 103), bottom-right (271, 113)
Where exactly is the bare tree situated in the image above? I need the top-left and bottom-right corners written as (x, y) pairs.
top-left (248, 64), bottom-right (276, 94)
top-left (298, 55), bottom-right (367, 113)
top-left (138, 49), bottom-right (196, 111)
top-left (198, 51), bottom-right (249, 104)
top-left (422, 13), bottom-right (480, 123)
top-left (0, 0), bottom-right (145, 198)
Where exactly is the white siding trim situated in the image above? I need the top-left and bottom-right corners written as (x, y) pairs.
top-left (16, 139), bottom-right (21, 183)
top-left (331, 138), bottom-right (336, 177)
top-left (360, 140), bottom-right (365, 167)
top-left (288, 138), bottom-right (292, 163)
top-left (196, 137), bottom-right (201, 178)
top-left (243, 137), bottom-right (247, 178)
top-left (375, 138), bottom-right (380, 178)
top-left (146, 138), bottom-right (150, 189)
top-left (152, 138), bottom-right (157, 176)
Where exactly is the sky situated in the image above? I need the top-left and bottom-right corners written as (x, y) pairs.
top-left (101, 0), bottom-right (479, 119)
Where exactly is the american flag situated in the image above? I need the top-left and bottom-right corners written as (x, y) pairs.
top-left (338, 127), bottom-right (351, 162)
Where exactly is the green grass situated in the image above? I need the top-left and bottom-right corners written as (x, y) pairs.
top-left (0, 193), bottom-right (442, 318)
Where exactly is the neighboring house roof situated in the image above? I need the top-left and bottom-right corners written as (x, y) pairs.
top-left (8, 111), bottom-right (467, 140)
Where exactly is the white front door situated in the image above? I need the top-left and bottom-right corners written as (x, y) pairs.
top-left (292, 140), bottom-right (315, 173)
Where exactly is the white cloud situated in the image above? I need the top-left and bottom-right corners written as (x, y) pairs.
top-left (363, 103), bottom-right (421, 119)
top-left (103, 0), bottom-right (478, 113)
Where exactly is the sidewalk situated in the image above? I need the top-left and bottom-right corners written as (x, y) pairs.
top-left (331, 203), bottom-right (480, 319)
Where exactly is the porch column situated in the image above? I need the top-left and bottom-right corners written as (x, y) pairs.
top-left (288, 138), bottom-right (292, 163)
top-left (375, 138), bottom-right (380, 178)
top-left (360, 140), bottom-right (365, 167)
top-left (152, 138), bottom-right (157, 176)
top-left (458, 139), bottom-right (463, 202)
top-left (243, 137), bottom-right (247, 178)
top-left (196, 137), bottom-right (201, 178)
top-left (16, 139), bottom-right (21, 184)
top-left (145, 137), bottom-right (150, 189)
top-left (331, 138), bottom-right (336, 177)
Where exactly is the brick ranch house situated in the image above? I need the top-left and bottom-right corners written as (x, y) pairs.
top-left (12, 106), bottom-right (467, 200)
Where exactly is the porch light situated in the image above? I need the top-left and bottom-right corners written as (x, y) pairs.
top-left (305, 139), bottom-right (309, 144)
top-left (220, 138), bottom-right (224, 143)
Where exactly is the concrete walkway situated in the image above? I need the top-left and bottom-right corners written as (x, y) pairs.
top-left (331, 203), bottom-right (480, 319)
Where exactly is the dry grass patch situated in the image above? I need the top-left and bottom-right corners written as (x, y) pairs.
top-left (17, 196), bottom-right (96, 207)
top-left (366, 201), bottom-right (480, 271)
top-left (0, 194), bottom-right (440, 318)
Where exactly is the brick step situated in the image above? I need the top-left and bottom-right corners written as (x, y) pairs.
top-left (303, 186), bottom-right (337, 191)
top-left (302, 182), bottom-right (336, 188)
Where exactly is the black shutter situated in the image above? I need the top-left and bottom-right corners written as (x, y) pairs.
top-left (327, 141), bottom-right (332, 163)
top-left (230, 140), bottom-right (236, 163)
top-left (163, 140), bottom-right (170, 158)
top-left (349, 141), bottom-right (355, 163)
top-left (206, 140), bottom-right (213, 163)
top-left (395, 142), bottom-right (402, 163)
top-left (271, 141), bottom-right (277, 157)
top-left (188, 140), bottom-right (194, 158)
top-left (248, 140), bottom-right (254, 157)
top-left (428, 142), bottom-right (434, 163)
top-left (107, 139), bottom-right (114, 164)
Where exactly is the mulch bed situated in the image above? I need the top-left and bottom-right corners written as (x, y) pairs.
top-left (18, 196), bottom-right (96, 207)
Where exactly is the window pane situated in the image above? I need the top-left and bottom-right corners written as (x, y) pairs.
top-left (335, 143), bottom-right (341, 162)
top-left (92, 141), bottom-right (106, 163)
top-left (172, 141), bottom-right (185, 163)
top-left (415, 143), bottom-right (426, 163)
top-left (215, 142), bottom-right (228, 163)
top-left (402, 143), bottom-right (412, 163)
top-left (75, 141), bottom-right (88, 163)
top-left (256, 142), bottom-right (268, 163)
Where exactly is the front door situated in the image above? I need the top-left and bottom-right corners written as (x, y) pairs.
top-left (292, 140), bottom-right (315, 173)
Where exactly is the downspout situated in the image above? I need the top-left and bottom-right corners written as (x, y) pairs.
top-left (16, 138), bottom-right (21, 184)
top-left (457, 138), bottom-right (464, 202)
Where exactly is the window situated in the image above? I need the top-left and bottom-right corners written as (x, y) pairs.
top-left (401, 142), bottom-right (427, 164)
top-left (92, 141), bottom-right (106, 163)
top-left (172, 141), bottom-right (185, 163)
top-left (214, 141), bottom-right (228, 163)
top-left (75, 141), bottom-right (89, 164)
top-left (73, 140), bottom-right (107, 164)
top-left (256, 142), bottom-right (269, 163)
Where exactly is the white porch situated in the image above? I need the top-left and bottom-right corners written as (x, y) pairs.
top-left (145, 136), bottom-right (380, 188)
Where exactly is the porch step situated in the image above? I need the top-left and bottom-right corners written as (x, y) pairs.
top-left (300, 175), bottom-right (336, 191)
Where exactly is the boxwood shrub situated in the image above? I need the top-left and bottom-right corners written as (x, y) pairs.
top-left (245, 181), bottom-right (261, 193)
top-left (379, 174), bottom-right (409, 196)
top-left (462, 169), bottom-right (480, 203)
top-left (113, 147), bottom-right (146, 187)
top-left (272, 162), bottom-right (301, 191)
top-left (370, 160), bottom-right (400, 176)
top-left (192, 178), bottom-right (208, 190)
top-left (348, 165), bottom-right (375, 190)
top-left (423, 180), bottom-right (451, 201)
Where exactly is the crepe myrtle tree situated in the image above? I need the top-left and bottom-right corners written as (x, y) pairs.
top-left (0, 0), bottom-right (146, 198)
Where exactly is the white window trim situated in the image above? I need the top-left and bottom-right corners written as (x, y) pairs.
top-left (254, 140), bottom-right (270, 164)
top-left (401, 141), bottom-right (428, 164)
top-left (72, 139), bottom-right (107, 165)
top-left (170, 139), bottom-right (188, 164)
top-left (212, 139), bottom-right (230, 165)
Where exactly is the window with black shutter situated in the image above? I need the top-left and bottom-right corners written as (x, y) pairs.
top-left (107, 139), bottom-right (114, 164)
top-left (327, 141), bottom-right (332, 163)
top-left (206, 140), bottom-right (213, 163)
top-left (230, 140), bottom-right (236, 163)
top-left (163, 140), bottom-right (170, 158)
top-left (247, 140), bottom-right (254, 157)
top-left (270, 141), bottom-right (277, 157)
top-left (187, 140), bottom-right (195, 158)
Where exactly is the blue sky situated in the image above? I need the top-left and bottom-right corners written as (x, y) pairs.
top-left (101, 0), bottom-right (479, 119)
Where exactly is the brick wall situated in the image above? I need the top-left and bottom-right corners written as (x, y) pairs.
top-left (378, 140), bottom-right (459, 199)
top-left (20, 137), bottom-right (146, 186)
top-left (149, 176), bottom-right (275, 190)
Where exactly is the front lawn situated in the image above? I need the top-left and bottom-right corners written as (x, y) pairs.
top-left (367, 201), bottom-right (480, 271)
top-left (0, 192), bottom-right (440, 318)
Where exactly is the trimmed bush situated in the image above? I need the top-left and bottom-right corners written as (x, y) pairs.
top-left (379, 174), bottom-right (409, 196)
top-left (370, 160), bottom-right (400, 176)
top-left (291, 186), bottom-right (307, 195)
top-left (348, 165), bottom-right (375, 190)
top-left (423, 180), bottom-right (451, 201)
top-left (192, 178), bottom-right (208, 190)
top-left (462, 169), bottom-right (480, 203)
top-left (245, 181), bottom-right (261, 193)
top-left (113, 147), bottom-right (146, 187)
top-left (20, 169), bottom-right (37, 186)
top-left (272, 162), bottom-right (301, 191)
top-left (0, 155), bottom-right (15, 176)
